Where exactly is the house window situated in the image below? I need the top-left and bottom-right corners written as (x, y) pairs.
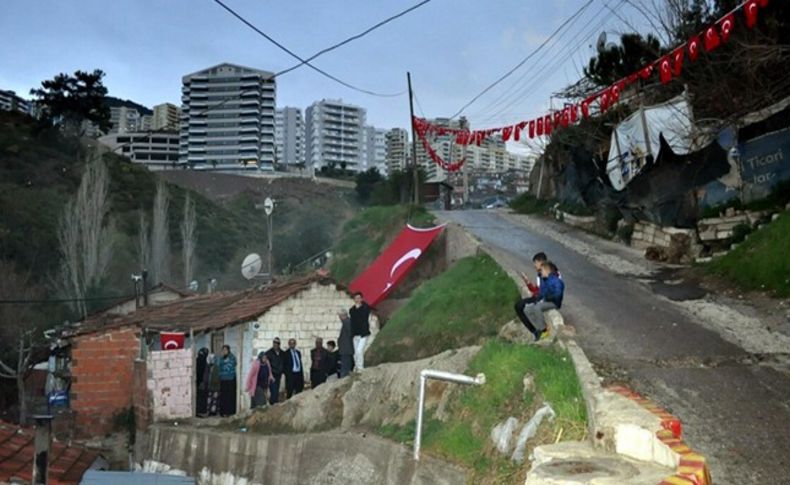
top-left (211, 333), bottom-right (224, 353)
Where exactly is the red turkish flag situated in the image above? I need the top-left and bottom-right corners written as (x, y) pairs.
top-left (544, 115), bottom-right (552, 135)
top-left (719, 13), bottom-right (735, 42)
top-left (553, 111), bottom-right (561, 128)
top-left (536, 117), bottom-right (544, 136)
top-left (639, 64), bottom-right (654, 80)
top-left (570, 105), bottom-right (578, 124)
top-left (502, 125), bottom-right (513, 142)
top-left (581, 100), bottom-right (590, 119)
top-left (160, 332), bottom-right (185, 351)
top-left (659, 56), bottom-right (673, 84)
top-left (513, 124), bottom-right (521, 142)
top-left (529, 120), bottom-right (535, 138)
top-left (561, 107), bottom-right (570, 128)
top-left (688, 35), bottom-right (701, 61)
top-left (599, 91), bottom-right (610, 112)
top-left (611, 82), bottom-right (623, 103)
top-left (349, 224), bottom-right (445, 307)
top-left (704, 26), bottom-right (720, 52)
top-left (744, 0), bottom-right (759, 28)
top-left (672, 47), bottom-right (685, 76)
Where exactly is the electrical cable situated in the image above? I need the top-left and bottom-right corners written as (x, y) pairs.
top-left (211, 0), bottom-right (404, 97)
top-left (449, 0), bottom-right (596, 119)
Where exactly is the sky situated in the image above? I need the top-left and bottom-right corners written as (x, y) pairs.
top-left (0, 0), bottom-right (651, 136)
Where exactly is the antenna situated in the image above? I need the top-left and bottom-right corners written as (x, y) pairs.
top-left (241, 253), bottom-right (263, 280)
top-left (596, 32), bottom-right (607, 53)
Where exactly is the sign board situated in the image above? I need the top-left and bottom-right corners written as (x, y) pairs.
top-left (264, 197), bottom-right (274, 215)
top-left (740, 127), bottom-right (790, 201)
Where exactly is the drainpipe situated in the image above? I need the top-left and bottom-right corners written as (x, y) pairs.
top-left (32, 414), bottom-right (53, 485)
top-left (414, 370), bottom-right (485, 461)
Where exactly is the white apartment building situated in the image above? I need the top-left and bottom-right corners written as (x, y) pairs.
top-left (0, 90), bottom-right (32, 115)
top-left (109, 106), bottom-right (141, 134)
top-left (363, 126), bottom-right (387, 174)
top-left (180, 63), bottom-right (276, 169)
top-left (152, 103), bottom-right (181, 131)
top-left (275, 107), bottom-right (305, 165)
top-left (385, 128), bottom-right (410, 174)
top-left (99, 132), bottom-right (180, 170)
top-left (305, 99), bottom-right (366, 172)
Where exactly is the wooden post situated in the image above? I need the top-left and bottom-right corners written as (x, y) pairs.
top-left (190, 328), bottom-right (196, 418)
top-left (407, 72), bottom-right (420, 205)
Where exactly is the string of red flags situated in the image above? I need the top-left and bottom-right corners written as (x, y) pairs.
top-left (413, 0), bottom-right (770, 173)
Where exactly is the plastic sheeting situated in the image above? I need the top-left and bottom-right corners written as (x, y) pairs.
top-left (607, 95), bottom-right (694, 191)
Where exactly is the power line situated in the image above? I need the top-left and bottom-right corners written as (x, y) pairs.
top-left (0, 294), bottom-right (137, 305)
top-left (275, 0), bottom-right (433, 78)
top-left (449, 0), bottom-right (596, 119)
top-left (211, 0), bottom-right (404, 97)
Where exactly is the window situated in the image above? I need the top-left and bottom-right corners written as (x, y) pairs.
top-left (117, 137), bottom-right (130, 143)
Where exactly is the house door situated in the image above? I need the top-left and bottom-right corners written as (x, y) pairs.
top-left (211, 333), bottom-right (224, 354)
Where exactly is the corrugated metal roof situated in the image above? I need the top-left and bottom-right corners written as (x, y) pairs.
top-left (80, 470), bottom-right (194, 484)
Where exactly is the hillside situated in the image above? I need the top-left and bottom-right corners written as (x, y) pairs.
top-left (0, 111), bottom-right (355, 316)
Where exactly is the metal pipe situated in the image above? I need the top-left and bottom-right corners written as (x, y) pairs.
top-left (414, 369), bottom-right (485, 461)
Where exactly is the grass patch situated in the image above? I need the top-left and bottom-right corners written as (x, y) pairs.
top-left (378, 340), bottom-right (587, 484)
top-left (706, 211), bottom-right (790, 297)
top-left (509, 193), bottom-right (554, 215)
top-left (366, 254), bottom-right (520, 365)
top-left (329, 205), bottom-right (434, 284)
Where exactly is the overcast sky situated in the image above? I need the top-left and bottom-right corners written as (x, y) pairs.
top-left (1, 0), bottom-right (649, 134)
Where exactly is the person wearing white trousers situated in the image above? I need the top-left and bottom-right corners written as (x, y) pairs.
top-left (349, 291), bottom-right (371, 371)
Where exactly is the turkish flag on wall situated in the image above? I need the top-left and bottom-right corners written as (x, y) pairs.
top-left (160, 332), bottom-right (185, 350)
top-left (349, 224), bottom-right (445, 307)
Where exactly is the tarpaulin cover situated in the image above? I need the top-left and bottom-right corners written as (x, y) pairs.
top-left (349, 224), bottom-right (445, 307)
top-left (607, 95), bottom-right (694, 191)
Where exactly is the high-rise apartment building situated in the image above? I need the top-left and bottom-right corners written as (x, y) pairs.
top-left (275, 107), bottom-right (305, 165)
top-left (385, 128), bottom-right (410, 174)
top-left (109, 106), bottom-right (141, 134)
top-left (0, 90), bottom-right (32, 115)
top-left (305, 99), bottom-right (366, 172)
top-left (180, 63), bottom-right (276, 168)
top-left (363, 126), bottom-right (387, 174)
top-left (152, 103), bottom-right (181, 131)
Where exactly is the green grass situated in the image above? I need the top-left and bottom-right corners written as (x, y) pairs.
top-left (706, 211), bottom-right (790, 297)
top-left (509, 193), bottom-right (554, 215)
top-left (378, 340), bottom-right (587, 484)
top-left (366, 254), bottom-right (520, 365)
top-left (329, 204), bottom-right (434, 284)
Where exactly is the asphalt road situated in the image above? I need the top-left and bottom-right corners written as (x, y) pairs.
top-left (437, 209), bottom-right (790, 485)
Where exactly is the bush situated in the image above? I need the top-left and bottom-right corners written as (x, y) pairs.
top-left (510, 193), bottom-right (553, 215)
top-left (557, 201), bottom-right (594, 216)
top-left (731, 223), bottom-right (753, 244)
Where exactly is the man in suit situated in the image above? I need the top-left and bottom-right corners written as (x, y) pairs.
top-left (309, 337), bottom-right (330, 389)
top-left (284, 338), bottom-right (304, 398)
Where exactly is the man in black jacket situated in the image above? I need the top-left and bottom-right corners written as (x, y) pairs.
top-left (264, 337), bottom-right (284, 404)
top-left (337, 309), bottom-right (354, 378)
top-left (349, 292), bottom-right (371, 371)
top-left (309, 337), bottom-right (330, 389)
top-left (284, 338), bottom-right (304, 398)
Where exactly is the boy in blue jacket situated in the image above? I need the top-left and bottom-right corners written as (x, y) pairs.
top-left (522, 261), bottom-right (564, 341)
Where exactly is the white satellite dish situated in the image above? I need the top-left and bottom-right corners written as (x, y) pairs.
top-left (241, 253), bottom-right (263, 280)
top-left (596, 32), bottom-right (607, 52)
top-left (264, 197), bottom-right (274, 216)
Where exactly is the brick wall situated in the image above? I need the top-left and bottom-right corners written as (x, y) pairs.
top-left (70, 325), bottom-right (140, 437)
top-left (251, 282), bottom-right (378, 377)
top-left (147, 348), bottom-right (193, 421)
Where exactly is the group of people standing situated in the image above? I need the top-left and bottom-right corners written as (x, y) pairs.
top-left (513, 252), bottom-right (565, 342)
top-left (194, 292), bottom-right (373, 417)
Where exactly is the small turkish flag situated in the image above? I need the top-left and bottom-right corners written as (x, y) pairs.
top-left (513, 124), bottom-right (522, 142)
top-left (704, 26), bottom-right (721, 52)
top-left (744, 0), bottom-right (759, 28)
top-left (160, 332), bottom-right (185, 351)
top-left (502, 125), bottom-right (513, 142)
top-left (561, 108), bottom-right (569, 128)
top-left (672, 48), bottom-right (685, 76)
top-left (581, 100), bottom-right (590, 119)
top-left (553, 111), bottom-right (561, 128)
top-left (688, 35), bottom-right (701, 61)
top-left (570, 105), bottom-right (578, 123)
top-left (600, 91), bottom-right (610, 112)
top-left (529, 120), bottom-right (535, 138)
top-left (720, 13), bottom-right (735, 42)
top-left (611, 83), bottom-right (623, 103)
top-left (544, 115), bottom-right (552, 135)
top-left (659, 56), bottom-right (672, 84)
top-left (639, 64), bottom-right (654, 80)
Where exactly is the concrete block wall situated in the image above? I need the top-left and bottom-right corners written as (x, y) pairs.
top-left (251, 283), bottom-right (379, 373)
top-left (557, 211), bottom-right (597, 231)
top-left (70, 325), bottom-right (140, 437)
top-left (631, 222), bottom-right (696, 250)
top-left (697, 211), bottom-right (767, 242)
top-left (146, 349), bottom-right (193, 421)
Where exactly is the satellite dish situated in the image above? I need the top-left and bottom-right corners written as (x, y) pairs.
top-left (241, 253), bottom-right (263, 280)
top-left (596, 32), bottom-right (607, 52)
top-left (264, 197), bottom-right (274, 216)
top-left (188, 280), bottom-right (199, 292)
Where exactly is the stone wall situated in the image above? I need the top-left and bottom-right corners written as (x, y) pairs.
top-left (631, 222), bottom-right (697, 250)
top-left (146, 349), bottom-right (193, 421)
top-left (251, 282), bottom-right (378, 376)
top-left (697, 211), bottom-right (766, 242)
top-left (556, 211), bottom-right (597, 231)
top-left (70, 325), bottom-right (140, 437)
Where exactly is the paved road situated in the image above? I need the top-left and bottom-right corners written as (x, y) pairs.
top-left (437, 210), bottom-right (790, 485)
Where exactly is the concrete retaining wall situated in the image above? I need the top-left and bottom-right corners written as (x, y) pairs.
top-left (143, 425), bottom-right (466, 485)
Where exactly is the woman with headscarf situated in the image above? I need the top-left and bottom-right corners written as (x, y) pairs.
top-left (217, 345), bottom-right (237, 417)
top-left (246, 351), bottom-right (274, 408)
top-left (195, 348), bottom-right (209, 417)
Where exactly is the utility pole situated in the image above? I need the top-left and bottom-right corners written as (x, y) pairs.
top-left (407, 72), bottom-right (420, 205)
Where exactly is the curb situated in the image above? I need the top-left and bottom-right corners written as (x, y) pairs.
top-left (608, 386), bottom-right (712, 485)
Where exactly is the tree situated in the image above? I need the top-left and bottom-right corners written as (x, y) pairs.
top-left (30, 69), bottom-right (111, 135)
top-left (136, 210), bottom-right (151, 272)
top-left (151, 179), bottom-right (171, 284)
top-left (354, 168), bottom-right (384, 203)
top-left (180, 194), bottom-right (197, 287)
top-left (56, 153), bottom-right (115, 318)
top-left (584, 33), bottom-right (663, 87)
